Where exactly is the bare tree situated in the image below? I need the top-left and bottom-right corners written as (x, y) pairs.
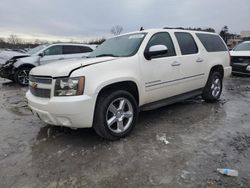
top-left (34, 39), bottom-right (41, 45)
top-left (110, 25), bottom-right (123, 36)
top-left (7, 34), bottom-right (22, 45)
top-left (220, 26), bottom-right (229, 43)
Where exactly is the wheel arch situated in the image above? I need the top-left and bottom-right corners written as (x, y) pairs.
top-left (209, 64), bottom-right (224, 79)
top-left (96, 80), bottom-right (140, 105)
top-left (15, 63), bottom-right (36, 70)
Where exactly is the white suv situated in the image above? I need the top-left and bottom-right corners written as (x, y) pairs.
top-left (26, 29), bottom-right (232, 140)
top-left (0, 43), bottom-right (95, 85)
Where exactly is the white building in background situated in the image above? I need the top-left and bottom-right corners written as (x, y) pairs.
top-left (241, 31), bottom-right (250, 40)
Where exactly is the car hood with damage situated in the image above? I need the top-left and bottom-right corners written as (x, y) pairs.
top-left (30, 57), bottom-right (119, 78)
top-left (0, 50), bottom-right (29, 64)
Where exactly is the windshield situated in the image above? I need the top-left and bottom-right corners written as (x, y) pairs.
top-left (233, 42), bottom-right (250, 51)
top-left (88, 33), bottom-right (146, 58)
top-left (27, 44), bottom-right (48, 55)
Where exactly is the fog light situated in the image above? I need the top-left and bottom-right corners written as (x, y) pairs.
top-left (247, 65), bottom-right (250, 71)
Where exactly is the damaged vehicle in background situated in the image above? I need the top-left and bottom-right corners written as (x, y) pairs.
top-left (0, 49), bottom-right (29, 65)
top-left (230, 41), bottom-right (250, 75)
top-left (0, 43), bottom-right (96, 85)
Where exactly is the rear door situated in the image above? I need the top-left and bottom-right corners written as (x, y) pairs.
top-left (174, 32), bottom-right (206, 93)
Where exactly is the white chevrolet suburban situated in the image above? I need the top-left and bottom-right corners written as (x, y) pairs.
top-left (26, 29), bottom-right (232, 140)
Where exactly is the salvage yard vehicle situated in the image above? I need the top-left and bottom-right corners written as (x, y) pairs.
top-left (230, 41), bottom-right (250, 75)
top-left (0, 43), bottom-right (95, 85)
top-left (26, 28), bottom-right (232, 140)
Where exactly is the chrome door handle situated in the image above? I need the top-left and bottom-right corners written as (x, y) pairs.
top-left (196, 58), bottom-right (204, 63)
top-left (59, 58), bottom-right (64, 60)
top-left (171, 61), bottom-right (181, 66)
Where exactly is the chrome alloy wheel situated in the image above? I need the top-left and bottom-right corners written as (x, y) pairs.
top-left (18, 69), bottom-right (29, 85)
top-left (106, 97), bottom-right (134, 134)
top-left (211, 76), bottom-right (221, 98)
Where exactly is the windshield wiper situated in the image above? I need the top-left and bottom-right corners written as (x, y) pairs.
top-left (95, 54), bottom-right (119, 57)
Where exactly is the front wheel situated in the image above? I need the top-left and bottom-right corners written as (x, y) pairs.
top-left (14, 67), bottom-right (32, 86)
top-left (93, 90), bottom-right (138, 140)
top-left (202, 71), bottom-right (223, 102)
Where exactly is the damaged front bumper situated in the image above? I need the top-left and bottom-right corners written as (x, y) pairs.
top-left (0, 61), bottom-right (15, 80)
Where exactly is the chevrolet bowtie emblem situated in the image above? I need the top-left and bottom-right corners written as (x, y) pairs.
top-left (31, 82), bottom-right (38, 89)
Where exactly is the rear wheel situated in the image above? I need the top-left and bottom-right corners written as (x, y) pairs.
top-left (14, 67), bottom-right (32, 86)
top-left (202, 71), bottom-right (223, 102)
top-left (93, 90), bottom-right (138, 140)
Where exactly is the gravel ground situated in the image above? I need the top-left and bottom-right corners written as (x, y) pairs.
top-left (0, 76), bottom-right (249, 188)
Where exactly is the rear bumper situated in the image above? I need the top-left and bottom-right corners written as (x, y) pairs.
top-left (26, 90), bottom-right (97, 128)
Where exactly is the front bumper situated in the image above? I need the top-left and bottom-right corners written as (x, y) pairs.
top-left (26, 90), bottom-right (97, 128)
top-left (231, 62), bottom-right (250, 75)
top-left (0, 63), bottom-right (14, 80)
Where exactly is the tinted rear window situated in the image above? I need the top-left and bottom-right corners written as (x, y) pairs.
top-left (196, 33), bottom-right (227, 52)
top-left (175, 32), bottom-right (198, 55)
top-left (63, 45), bottom-right (93, 54)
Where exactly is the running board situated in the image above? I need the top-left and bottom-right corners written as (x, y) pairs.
top-left (140, 89), bottom-right (203, 111)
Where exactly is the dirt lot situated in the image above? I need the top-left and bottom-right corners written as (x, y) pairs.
top-left (0, 76), bottom-right (250, 188)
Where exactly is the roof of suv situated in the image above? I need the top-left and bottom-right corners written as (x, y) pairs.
top-left (118, 28), bottom-right (218, 37)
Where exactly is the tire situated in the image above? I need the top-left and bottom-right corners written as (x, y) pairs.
top-left (14, 67), bottom-right (32, 86)
top-left (202, 71), bottom-right (223, 103)
top-left (93, 90), bottom-right (139, 140)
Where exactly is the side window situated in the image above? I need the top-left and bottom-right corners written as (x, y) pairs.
top-left (145, 32), bottom-right (176, 58)
top-left (175, 32), bottom-right (198, 55)
top-left (80, 46), bottom-right (93, 53)
top-left (63, 46), bottom-right (94, 54)
top-left (196, 33), bottom-right (227, 52)
top-left (63, 45), bottom-right (81, 54)
top-left (44, 45), bottom-right (63, 56)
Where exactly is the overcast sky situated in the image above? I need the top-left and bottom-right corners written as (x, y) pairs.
top-left (0, 0), bottom-right (249, 41)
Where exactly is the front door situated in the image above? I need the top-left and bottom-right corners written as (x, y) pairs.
top-left (40, 45), bottom-right (64, 65)
top-left (140, 32), bottom-right (182, 104)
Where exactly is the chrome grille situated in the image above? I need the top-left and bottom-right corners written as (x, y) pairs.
top-left (29, 75), bottom-right (52, 98)
top-left (231, 56), bottom-right (250, 64)
top-left (29, 75), bottom-right (52, 84)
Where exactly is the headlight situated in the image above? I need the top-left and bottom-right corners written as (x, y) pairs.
top-left (54, 77), bottom-right (85, 96)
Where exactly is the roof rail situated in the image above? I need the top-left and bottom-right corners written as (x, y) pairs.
top-left (163, 27), bottom-right (185, 30)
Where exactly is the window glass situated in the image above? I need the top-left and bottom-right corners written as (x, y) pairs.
top-left (175, 32), bottom-right (198, 55)
top-left (196, 33), bottom-right (227, 52)
top-left (63, 45), bottom-right (82, 54)
top-left (28, 44), bottom-right (48, 55)
top-left (80, 46), bottom-right (93, 53)
top-left (44, 45), bottom-right (63, 56)
top-left (88, 33), bottom-right (146, 58)
top-left (233, 42), bottom-right (250, 51)
top-left (145, 32), bottom-right (176, 58)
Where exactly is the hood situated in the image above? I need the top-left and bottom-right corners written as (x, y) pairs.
top-left (0, 50), bottom-right (29, 64)
top-left (30, 56), bottom-right (119, 77)
top-left (230, 51), bottom-right (250, 57)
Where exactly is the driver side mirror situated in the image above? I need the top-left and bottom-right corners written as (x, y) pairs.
top-left (145, 45), bottom-right (168, 60)
top-left (38, 52), bottom-right (44, 57)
